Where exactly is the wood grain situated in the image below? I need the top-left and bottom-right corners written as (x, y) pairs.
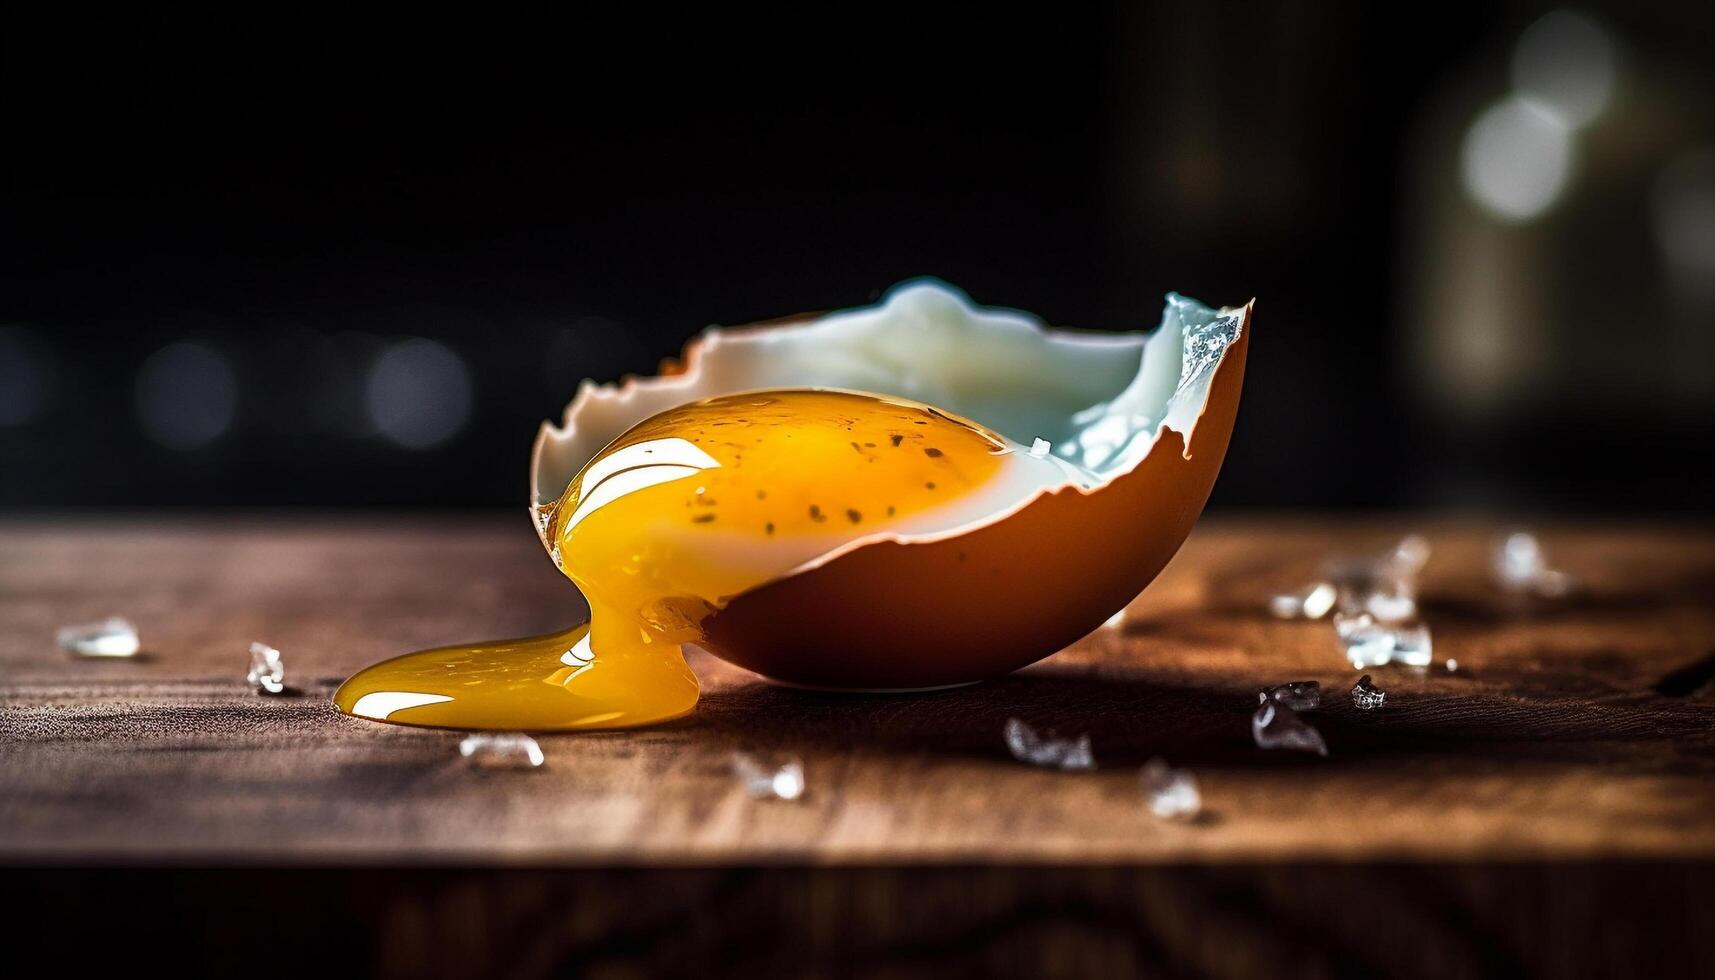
top-left (3, 515), bottom-right (1713, 865)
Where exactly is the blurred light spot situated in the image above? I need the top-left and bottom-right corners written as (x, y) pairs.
top-left (1461, 95), bottom-right (1574, 223)
top-left (135, 342), bottom-right (238, 450)
top-left (0, 325), bottom-right (51, 427)
top-left (364, 338), bottom-right (474, 449)
top-left (1652, 148), bottom-right (1715, 274)
top-left (1511, 10), bottom-right (1617, 130)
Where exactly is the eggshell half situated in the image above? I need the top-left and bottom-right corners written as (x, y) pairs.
top-left (701, 310), bottom-right (1248, 688)
top-left (531, 283), bottom-right (1251, 689)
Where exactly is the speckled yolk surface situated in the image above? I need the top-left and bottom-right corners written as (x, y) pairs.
top-left (336, 390), bottom-right (1011, 730)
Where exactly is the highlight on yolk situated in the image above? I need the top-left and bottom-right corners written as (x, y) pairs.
top-left (334, 389), bottom-right (1025, 731)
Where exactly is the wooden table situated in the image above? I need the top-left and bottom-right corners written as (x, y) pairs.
top-left (4, 516), bottom-right (1713, 977)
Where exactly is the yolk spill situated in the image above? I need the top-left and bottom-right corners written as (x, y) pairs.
top-left (334, 389), bottom-right (1008, 731)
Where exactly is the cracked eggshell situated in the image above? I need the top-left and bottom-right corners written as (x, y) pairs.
top-left (531, 280), bottom-right (1251, 689)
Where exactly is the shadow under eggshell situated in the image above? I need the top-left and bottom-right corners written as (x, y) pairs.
top-left (699, 304), bottom-right (1251, 689)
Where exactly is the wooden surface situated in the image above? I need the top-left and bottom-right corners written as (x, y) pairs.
top-left (3, 514), bottom-right (1713, 865)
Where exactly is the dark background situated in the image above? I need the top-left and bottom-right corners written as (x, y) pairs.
top-left (3, 1), bottom-right (1711, 512)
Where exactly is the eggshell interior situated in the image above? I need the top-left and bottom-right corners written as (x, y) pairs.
top-left (530, 280), bottom-right (1251, 688)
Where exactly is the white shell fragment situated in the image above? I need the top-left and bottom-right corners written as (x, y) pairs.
top-left (1141, 758), bottom-right (1201, 821)
top-left (1493, 531), bottom-right (1574, 598)
top-left (1252, 700), bottom-right (1328, 756)
top-left (1359, 585), bottom-right (1418, 624)
top-left (1259, 680), bottom-right (1322, 711)
top-left (732, 752), bottom-right (806, 800)
top-left (1324, 534), bottom-right (1431, 623)
top-left (1390, 624), bottom-right (1433, 667)
top-left (1104, 609), bottom-right (1128, 630)
top-left (1351, 674), bottom-right (1387, 710)
top-left (1269, 581), bottom-right (1337, 620)
top-left (246, 641), bottom-right (287, 695)
top-left (1334, 612), bottom-right (1391, 667)
top-left (459, 732), bottom-right (545, 770)
top-left (1004, 718), bottom-right (1096, 771)
top-left (56, 617), bottom-right (140, 658)
top-left (1390, 534), bottom-right (1432, 575)
top-left (1334, 613), bottom-right (1433, 669)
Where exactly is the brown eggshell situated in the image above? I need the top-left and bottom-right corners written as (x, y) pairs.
top-left (698, 303), bottom-right (1252, 689)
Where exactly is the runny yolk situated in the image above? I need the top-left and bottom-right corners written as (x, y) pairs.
top-left (335, 389), bottom-right (1011, 731)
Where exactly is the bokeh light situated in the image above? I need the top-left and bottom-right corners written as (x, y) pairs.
top-left (1461, 95), bottom-right (1575, 223)
top-left (135, 341), bottom-right (239, 450)
top-left (363, 338), bottom-right (475, 450)
top-left (1511, 10), bottom-right (1618, 129)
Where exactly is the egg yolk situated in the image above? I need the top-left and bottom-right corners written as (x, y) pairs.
top-left (334, 389), bottom-right (1010, 730)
